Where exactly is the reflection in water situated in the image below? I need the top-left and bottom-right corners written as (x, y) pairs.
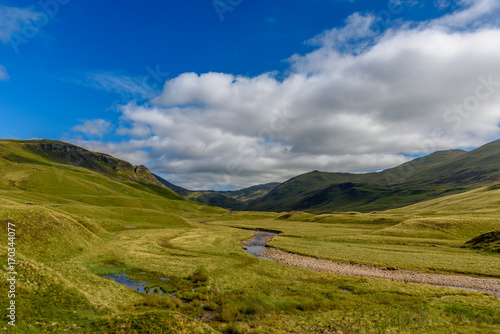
top-left (242, 230), bottom-right (280, 261)
top-left (428, 284), bottom-right (500, 298)
top-left (103, 273), bottom-right (164, 295)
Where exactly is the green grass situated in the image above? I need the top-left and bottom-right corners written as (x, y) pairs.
top-left (249, 140), bottom-right (500, 213)
top-left (1, 140), bottom-right (500, 333)
top-left (464, 230), bottom-right (500, 253)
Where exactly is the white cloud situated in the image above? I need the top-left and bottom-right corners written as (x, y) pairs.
top-left (72, 0), bottom-right (500, 189)
top-left (0, 5), bottom-right (37, 43)
top-left (306, 13), bottom-right (377, 54)
top-left (70, 71), bottom-right (161, 100)
top-left (0, 65), bottom-right (8, 81)
top-left (71, 119), bottom-right (112, 138)
top-left (434, 0), bottom-right (452, 10)
top-left (429, 0), bottom-right (499, 29)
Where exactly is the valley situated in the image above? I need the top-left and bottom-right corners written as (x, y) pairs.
top-left (0, 140), bottom-right (499, 333)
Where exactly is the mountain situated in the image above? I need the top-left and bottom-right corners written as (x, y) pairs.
top-left (220, 182), bottom-right (281, 202)
top-left (153, 173), bottom-right (190, 196)
top-left (154, 175), bottom-right (280, 210)
top-left (0, 139), bottom-right (228, 332)
top-left (28, 139), bottom-right (167, 189)
top-left (249, 140), bottom-right (500, 213)
top-left (0, 138), bottom-right (227, 258)
top-left (0, 139), bottom-right (221, 211)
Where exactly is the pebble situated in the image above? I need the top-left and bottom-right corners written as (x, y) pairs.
top-left (264, 248), bottom-right (500, 292)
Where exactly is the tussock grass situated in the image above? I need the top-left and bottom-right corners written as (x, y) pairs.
top-left (1, 140), bottom-right (500, 333)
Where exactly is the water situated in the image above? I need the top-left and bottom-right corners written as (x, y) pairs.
top-left (407, 281), bottom-right (500, 298)
top-left (340, 288), bottom-right (353, 294)
top-left (239, 229), bottom-right (500, 298)
top-left (429, 284), bottom-right (500, 298)
top-left (103, 273), bottom-right (164, 295)
top-left (241, 230), bottom-right (280, 261)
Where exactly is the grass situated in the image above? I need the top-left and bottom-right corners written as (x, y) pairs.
top-left (0, 139), bottom-right (499, 333)
top-left (249, 140), bottom-right (500, 213)
top-left (464, 230), bottom-right (500, 253)
top-left (2, 211), bottom-right (500, 333)
top-left (220, 209), bottom-right (500, 273)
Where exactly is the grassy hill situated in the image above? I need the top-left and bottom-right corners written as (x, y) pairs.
top-left (0, 139), bottom-right (226, 332)
top-left (1, 139), bottom-right (499, 333)
top-left (249, 141), bottom-right (500, 213)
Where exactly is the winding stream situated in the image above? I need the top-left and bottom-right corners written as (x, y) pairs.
top-left (241, 229), bottom-right (500, 298)
top-left (241, 229), bottom-right (280, 261)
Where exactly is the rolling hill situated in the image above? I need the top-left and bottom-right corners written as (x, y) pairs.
top-left (0, 139), bottom-right (225, 332)
top-left (0, 139), bottom-right (223, 231)
top-left (1, 139), bottom-right (499, 333)
top-left (249, 140), bottom-right (500, 213)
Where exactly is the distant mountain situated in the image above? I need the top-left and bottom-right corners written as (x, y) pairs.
top-left (153, 173), bottom-right (190, 196)
top-left (153, 175), bottom-right (280, 210)
top-left (185, 183), bottom-right (280, 209)
top-left (249, 140), bottom-right (500, 213)
top-left (17, 138), bottom-right (500, 214)
top-left (184, 191), bottom-right (247, 209)
top-left (219, 182), bottom-right (281, 202)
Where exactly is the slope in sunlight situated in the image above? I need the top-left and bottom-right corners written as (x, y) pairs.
top-left (249, 140), bottom-right (500, 213)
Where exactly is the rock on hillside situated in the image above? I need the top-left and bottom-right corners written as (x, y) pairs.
top-left (31, 140), bottom-right (165, 188)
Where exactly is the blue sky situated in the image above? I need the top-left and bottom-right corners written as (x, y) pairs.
top-left (1, 0), bottom-right (500, 189)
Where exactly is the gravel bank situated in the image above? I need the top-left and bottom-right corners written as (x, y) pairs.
top-left (264, 247), bottom-right (500, 293)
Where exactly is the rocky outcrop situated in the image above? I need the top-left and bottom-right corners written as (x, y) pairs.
top-left (31, 140), bottom-right (165, 188)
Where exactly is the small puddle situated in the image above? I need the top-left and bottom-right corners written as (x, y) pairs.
top-left (241, 229), bottom-right (280, 261)
top-left (427, 284), bottom-right (500, 298)
top-left (103, 273), bottom-right (165, 295)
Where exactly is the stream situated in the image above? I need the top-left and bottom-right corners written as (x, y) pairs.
top-left (241, 229), bottom-right (280, 261)
top-left (241, 229), bottom-right (500, 298)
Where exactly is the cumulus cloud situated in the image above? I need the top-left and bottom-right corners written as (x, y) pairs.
top-left (0, 5), bottom-right (37, 43)
top-left (0, 65), bottom-right (8, 81)
top-left (71, 119), bottom-right (112, 138)
top-left (72, 0), bottom-right (500, 189)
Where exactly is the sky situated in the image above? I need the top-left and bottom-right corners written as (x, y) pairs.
top-left (1, 0), bottom-right (500, 190)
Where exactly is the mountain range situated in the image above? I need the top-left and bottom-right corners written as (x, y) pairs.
top-left (3, 138), bottom-right (500, 214)
top-left (162, 140), bottom-right (500, 213)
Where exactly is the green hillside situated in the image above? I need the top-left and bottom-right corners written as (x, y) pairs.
top-left (464, 230), bottom-right (500, 253)
top-left (220, 183), bottom-right (281, 202)
top-left (155, 173), bottom-right (280, 210)
top-left (0, 140), bottom-right (225, 332)
top-left (1, 139), bottom-right (499, 333)
top-left (249, 142), bottom-right (500, 213)
top-left (153, 173), bottom-right (191, 196)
